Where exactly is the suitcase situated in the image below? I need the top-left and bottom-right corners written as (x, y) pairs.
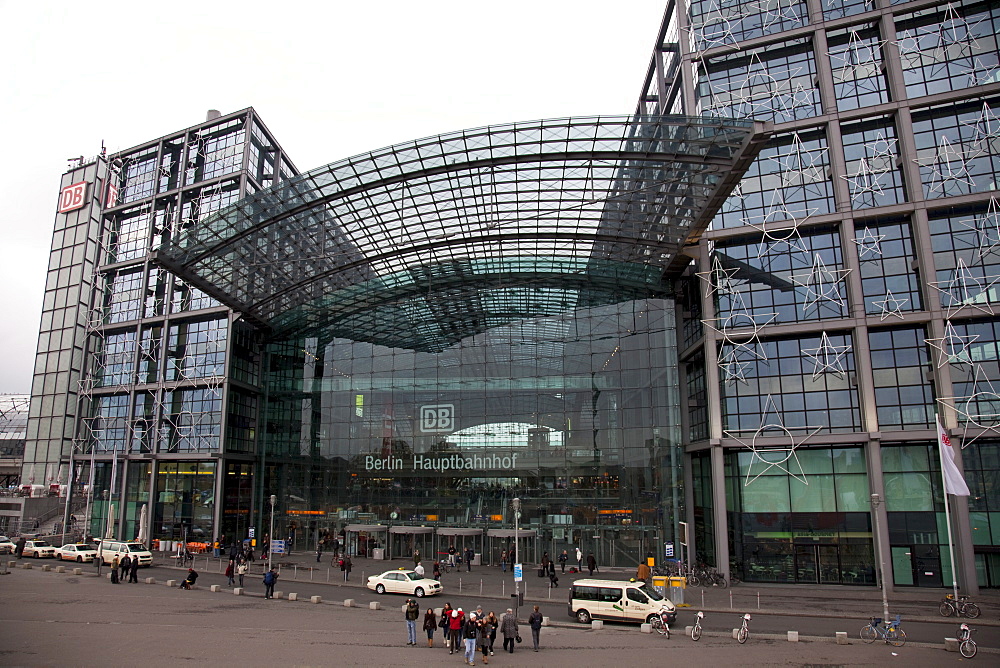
top-left (538, 567), bottom-right (545, 577)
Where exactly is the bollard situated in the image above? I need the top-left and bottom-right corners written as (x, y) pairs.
top-left (592, 620), bottom-right (603, 630)
top-left (684, 625), bottom-right (692, 635)
top-left (211, 585), bottom-right (221, 592)
top-left (294, 566), bottom-right (297, 580)
top-left (41, 564), bottom-right (50, 571)
top-left (275, 591), bottom-right (284, 599)
top-left (732, 628), bottom-right (739, 639)
top-left (369, 601), bottom-right (380, 610)
top-left (6, 561), bottom-right (14, 568)
top-left (167, 579), bottom-right (177, 587)
top-left (641, 623), bottom-right (652, 633)
top-left (145, 577), bottom-right (156, 584)
top-left (55, 565), bottom-right (65, 573)
top-left (72, 568), bottom-right (82, 575)
top-left (344, 598), bottom-right (355, 607)
top-left (701, 589), bottom-right (705, 608)
top-left (480, 579), bottom-right (483, 595)
top-left (234, 588), bottom-right (244, 595)
top-left (944, 637), bottom-right (960, 652)
top-left (22, 562), bottom-right (32, 569)
top-left (327, 568), bottom-right (330, 582)
top-left (729, 590), bottom-right (733, 609)
top-left (542, 616), bottom-right (550, 627)
top-left (311, 569), bottom-right (313, 581)
top-left (288, 593), bottom-right (298, 601)
top-left (459, 578), bottom-right (462, 592)
top-left (311, 595), bottom-right (321, 604)
top-left (836, 632), bottom-right (848, 645)
top-left (502, 581), bottom-right (505, 597)
top-left (757, 592), bottom-right (760, 609)
top-left (787, 631), bottom-right (799, 642)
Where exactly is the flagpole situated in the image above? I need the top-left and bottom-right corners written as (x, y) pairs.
top-left (936, 415), bottom-right (961, 601)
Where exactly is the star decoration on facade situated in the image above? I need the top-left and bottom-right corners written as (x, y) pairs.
top-left (842, 133), bottom-right (897, 204)
top-left (722, 181), bottom-right (748, 214)
top-left (724, 394), bottom-right (821, 486)
top-left (822, 0), bottom-right (876, 21)
top-left (871, 290), bottom-right (909, 320)
top-left (687, 0), bottom-right (746, 51)
top-left (937, 364), bottom-right (1000, 448)
top-left (960, 101), bottom-right (1000, 154)
top-left (742, 193), bottom-right (815, 257)
top-left (753, 0), bottom-right (804, 32)
top-left (718, 346), bottom-right (756, 385)
top-left (829, 29), bottom-right (886, 85)
top-left (696, 254), bottom-right (742, 298)
top-left (708, 52), bottom-right (814, 122)
top-left (914, 135), bottom-right (977, 196)
top-left (789, 254), bottom-right (851, 315)
top-left (928, 258), bottom-right (1000, 317)
top-left (924, 320), bottom-right (979, 368)
top-left (802, 332), bottom-right (852, 379)
top-left (767, 132), bottom-right (829, 192)
top-left (959, 57), bottom-right (1000, 87)
top-left (960, 197), bottom-right (1000, 262)
top-left (852, 226), bottom-right (886, 259)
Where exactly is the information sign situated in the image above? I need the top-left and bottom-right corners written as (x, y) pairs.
top-left (513, 563), bottom-right (523, 582)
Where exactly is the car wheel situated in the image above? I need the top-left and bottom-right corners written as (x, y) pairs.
top-left (77, 556), bottom-right (82, 562)
top-left (576, 609), bottom-right (591, 624)
top-left (375, 584), bottom-right (386, 594)
top-left (414, 587), bottom-right (425, 598)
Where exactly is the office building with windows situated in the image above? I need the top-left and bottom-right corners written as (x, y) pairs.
top-left (22, 0), bottom-right (999, 590)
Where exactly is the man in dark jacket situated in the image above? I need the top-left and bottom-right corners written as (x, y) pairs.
top-left (528, 605), bottom-right (543, 651)
top-left (586, 552), bottom-right (597, 576)
top-left (404, 598), bottom-right (419, 645)
top-left (500, 608), bottom-right (519, 654)
top-left (119, 554), bottom-right (131, 583)
top-left (128, 554), bottom-right (139, 583)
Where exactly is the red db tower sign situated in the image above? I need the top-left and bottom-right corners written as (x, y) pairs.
top-left (58, 181), bottom-right (88, 213)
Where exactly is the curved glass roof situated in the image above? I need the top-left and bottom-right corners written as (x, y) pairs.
top-left (156, 115), bottom-right (768, 351)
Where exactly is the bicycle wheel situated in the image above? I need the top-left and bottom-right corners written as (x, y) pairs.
top-left (691, 625), bottom-right (702, 641)
top-left (688, 574), bottom-right (701, 587)
top-left (651, 617), bottom-right (666, 635)
top-left (737, 626), bottom-right (748, 644)
top-left (963, 603), bottom-right (981, 619)
top-left (887, 628), bottom-right (906, 647)
top-left (939, 601), bottom-right (955, 617)
top-left (960, 639), bottom-right (977, 659)
top-left (860, 625), bottom-right (877, 644)
top-left (717, 575), bottom-right (728, 589)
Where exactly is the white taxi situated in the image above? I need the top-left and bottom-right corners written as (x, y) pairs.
top-left (55, 543), bottom-right (99, 562)
top-left (22, 539), bottom-right (56, 558)
top-left (367, 568), bottom-right (443, 597)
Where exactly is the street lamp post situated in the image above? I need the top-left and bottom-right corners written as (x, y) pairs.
top-left (268, 494), bottom-right (277, 573)
top-left (870, 493), bottom-right (890, 621)
top-left (512, 497), bottom-right (521, 609)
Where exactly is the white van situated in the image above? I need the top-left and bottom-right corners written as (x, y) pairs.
top-left (568, 578), bottom-right (676, 625)
top-left (97, 539), bottom-right (153, 567)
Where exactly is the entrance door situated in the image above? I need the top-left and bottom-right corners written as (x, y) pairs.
top-left (891, 546), bottom-right (914, 586)
top-left (793, 545), bottom-right (817, 583)
top-left (817, 545), bottom-right (841, 584)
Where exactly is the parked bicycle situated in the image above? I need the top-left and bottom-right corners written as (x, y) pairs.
top-left (939, 593), bottom-right (981, 619)
top-left (860, 615), bottom-right (905, 647)
top-left (650, 604), bottom-right (672, 638)
top-left (958, 623), bottom-right (977, 658)
top-left (691, 611), bottom-right (704, 641)
top-left (737, 613), bottom-right (751, 644)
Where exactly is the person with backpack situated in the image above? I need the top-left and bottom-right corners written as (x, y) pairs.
top-left (528, 605), bottom-right (543, 652)
top-left (263, 566), bottom-right (277, 598)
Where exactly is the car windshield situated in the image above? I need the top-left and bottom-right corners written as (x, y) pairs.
top-left (126, 544), bottom-right (146, 551)
top-left (405, 572), bottom-right (423, 581)
top-left (33, 540), bottom-right (50, 547)
top-left (74, 544), bottom-right (95, 550)
top-left (640, 584), bottom-right (664, 601)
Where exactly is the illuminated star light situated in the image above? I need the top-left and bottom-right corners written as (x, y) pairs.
top-left (724, 394), bottom-right (821, 486)
top-left (767, 132), bottom-right (829, 193)
top-left (937, 364), bottom-right (1000, 448)
top-left (789, 253), bottom-right (851, 315)
top-left (852, 226), bottom-right (886, 259)
top-left (801, 332), bottom-right (852, 379)
top-left (924, 320), bottom-right (980, 368)
top-left (871, 290), bottom-right (910, 320)
top-left (928, 258), bottom-right (1000, 317)
top-left (914, 135), bottom-right (977, 196)
top-left (696, 254), bottom-right (742, 298)
top-left (961, 197), bottom-right (1000, 262)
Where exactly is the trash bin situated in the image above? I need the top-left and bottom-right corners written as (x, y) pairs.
top-left (651, 575), bottom-right (668, 597)
top-left (372, 547), bottom-right (385, 560)
top-left (667, 576), bottom-right (686, 605)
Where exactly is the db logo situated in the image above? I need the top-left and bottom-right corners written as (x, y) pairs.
top-left (420, 404), bottom-right (454, 432)
top-left (58, 181), bottom-right (88, 213)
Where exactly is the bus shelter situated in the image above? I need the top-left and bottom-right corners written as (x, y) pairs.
top-left (388, 525), bottom-right (435, 562)
top-left (344, 524), bottom-right (388, 558)
top-left (436, 527), bottom-right (483, 566)
top-left (486, 528), bottom-right (538, 566)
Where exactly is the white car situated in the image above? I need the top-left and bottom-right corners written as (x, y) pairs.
top-left (0, 536), bottom-right (14, 554)
top-left (55, 543), bottom-right (99, 562)
top-left (22, 539), bottom-right (56, 558)
top-left (367, 569), bottom-right (443, 597)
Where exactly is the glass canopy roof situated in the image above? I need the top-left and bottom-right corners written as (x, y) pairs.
top-left (156, 115), bottom-right (768, 351)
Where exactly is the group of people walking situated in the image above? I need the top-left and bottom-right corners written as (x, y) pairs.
top-left (404, 602), bottom-right (545, 663)
top-left (109, 554), bottom-right (139, 584)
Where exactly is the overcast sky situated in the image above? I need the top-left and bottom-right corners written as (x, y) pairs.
top-left (0, 0), bottom-right (667, 393)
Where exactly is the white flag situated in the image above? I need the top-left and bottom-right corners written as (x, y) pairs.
top-left (937, 416), bottom-right (970, 496)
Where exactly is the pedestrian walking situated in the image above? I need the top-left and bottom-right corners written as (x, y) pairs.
top-left (464, 546), bottom-right (474, 572)
top-left (237, 559), bottom-right (248, 587)
top-left (433, 561), bottom-right (441, 580)
top-left (263, 566), bottom-right (277, 598)
top-left (463, 612), bottom-right (479, 665)
top-left (476, 613), bottom-right (491, 665)
top-left (14, 537), bottom-right (25, 559)
top-left (340, 554), bottom-right (352, 581)
top-left (128, 555), bottom-right (139, 583)
top-left (95, 553), bottom-right (103, 576)
top-left (547, 560), bottom-right (559, 588)
top-left (448, 608), bottom-right (464, 654)
top-left (423, 606), bottom-right (437, 648)
top-left (412, 548), bottom-right (421, 567)
top-left (440, 603), bottom-right (453, 650)
top-left (558, 549), bottom-right (568, 573)
top-left (576, 546), bottom-right (583, 571)
top-left (414, 561), bottom-right (425, 577)
top-left (110, 554), bottom-right (120, 584)
top-left (499, 550), bottom-right (508, 572)
top-left (260, 534), bottom-right (270, 561)
top-left (448, 544), bottom-right (457, 566)
top-left (119, 554), bottom-right (131, 583)
top-left (636, 559), bottom-right (651, 582)
top-left (528, 605), bottom-right (543, 651)
top-left (587, 552), bottom-right (596, 576)
top-left (316, 541), bottom-right (323, 563)
top-left (404, 598), bottom-right (420, 646)
top-left (225, 560), bottom-right (235, 586)
top-left (485, 611), bottom-right (498, 656)
top-left (500, 608), bottom-right (518, 654)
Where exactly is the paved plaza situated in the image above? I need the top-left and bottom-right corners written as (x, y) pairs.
top-left (0, 563), bottom-right (993, 666)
